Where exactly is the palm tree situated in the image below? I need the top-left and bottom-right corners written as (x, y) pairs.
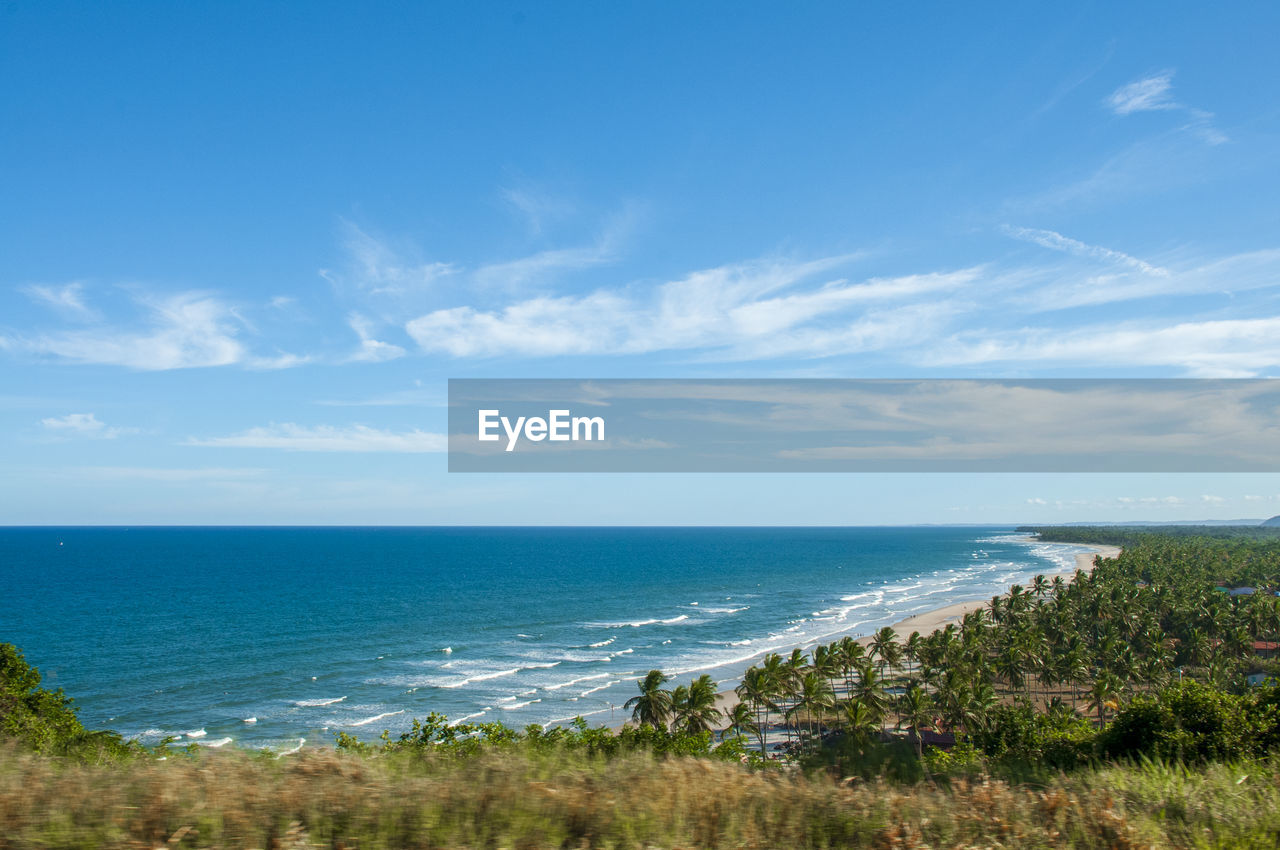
top-left (836, 636), bottom-right (865, 696)
top-left (840, 697), bottom-right (882, 746)
top-left (624, 669), bottom-right (673, 729)
top-left (1087, 672), bottom-right (1120, 726)
top-left (895, 683), bottom-right (935, 758)
top-left (724, 702), bottom-right (758, 743)
top-left (735, 666), bottom-right (778, 755)
top-left (869, 627), bottom-right (901, 679)
top-left (786, 671), bottom-right (834, 743)
top-left (851, 660), bottom-right (891, 721)
top-left (672, 674), bottom-right (723, 734)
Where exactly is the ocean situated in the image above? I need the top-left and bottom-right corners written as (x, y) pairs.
top-left (0, 526), bottom-right (1094, 752)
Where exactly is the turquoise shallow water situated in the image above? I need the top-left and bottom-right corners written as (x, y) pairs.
top-left (0, 526), bottom-right (1093, 751)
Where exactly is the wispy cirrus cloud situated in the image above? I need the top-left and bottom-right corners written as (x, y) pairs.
top-left (500, 186), bottom-right (577, 237)
top-left (928, 315), bottom-right (1280, 377)
top-left (40, 412), bottom-right (137, 439)
top-left (404, 254), bottom-right (978, 359)
top-left (1104, 70), bottom-right (1226, 145)
top-left (4, 290), bottom-right (308, 371)
top-left (345, 313), bottom-right (406, 363)
top-left (1105, 71), bottom-right (1179, 115)
top-left (21, 282), bottom-right (99, 321)
top-left (326, 221), bottom-right (459, 300)
top-left (186, 423), bottom-right (447, 452)
top-left (1002, 225), bottom-right (1167, 277)
top-left (11, 292), bottom-right (247, 370)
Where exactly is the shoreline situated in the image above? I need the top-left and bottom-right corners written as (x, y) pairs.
top-left (703, 540), bottom-right (1123, 726)
top-left (873, 541), bottom-right (1122, 640)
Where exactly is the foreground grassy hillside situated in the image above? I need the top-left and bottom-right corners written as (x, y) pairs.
top-left (7, 742), bottom-right (1280, 849)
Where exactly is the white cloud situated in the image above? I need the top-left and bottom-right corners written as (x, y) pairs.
top-left (405, 254), bottom-right (979, 360)
top-left (1201, 494), bottom-right (1225, 503)
top-left (500, 187), bottom-right (576, 237)
top-left (930, 315), bottom-right (1280, 377)
top-left (327, 221), bottom-right (458, 298)
top-left (1026, 497), bottom-right (1048, 505)
top-left (250, 352), bottom-right (313, 370)
top-left (1106, 71), bottom-right (1178, 115)
top-left (472, 244), bottom-right (615, 291)
top-left (40, 412), bottom-right (137, 439)
top-left (1103, 70), bottom-right (1227, 145)
top-left (186, 423), bottom-right (447, 452)
top-left (346, 313), bottom-right (406, 363)
top-left (1002, 226), bottom-right (1167, 276)
top-left (21, 282), bottom-right (98, 320)
top-left (17, 292), bottom-right (248, 370)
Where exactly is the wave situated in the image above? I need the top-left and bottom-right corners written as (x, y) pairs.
top-left (545, 673), bottom-right (611, 691)
top-left (200, 737), bottom-right (233, 748)
top-left (243, 717), bottom-right (257, 724)
top-left (294, 696), bottom-right (347, 707)
top-left (447, 711), bottom-right (487, 726)
top-left (580, 681), bottom-right (617, 697)
top-left (183, 729), bottom-right (207, 739)
top-left (701, 606), bottom-right (749, 614)
top-left (500, 699), bottom-right (541, 710)
top-left (590, 613), bottom-right (690, 629)
top-left (556, 653), bottom-right (612, 664)
top-left (588, 637), bottom-right (616, 648)
top-left (349, 710), bottom-right (405, 727)
top-left (277, 738), bottom-right (305, 757)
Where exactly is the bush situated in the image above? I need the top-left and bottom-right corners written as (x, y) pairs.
top-left (972, 703), bottom-right (1097, 771)
top-left (1102, 680), bottom-right (1259, 763)
top-left (0, 643), bottom-right (139, 761)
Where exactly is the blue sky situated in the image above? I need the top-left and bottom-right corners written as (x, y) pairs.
top-left (3, 2), bottom-right (1280, 524)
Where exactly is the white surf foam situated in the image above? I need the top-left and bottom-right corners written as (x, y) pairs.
top-left (349, 710), bottom-right (405, 727)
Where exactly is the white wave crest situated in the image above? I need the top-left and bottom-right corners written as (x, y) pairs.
top-left (349, 710), bottom-right (405, 727)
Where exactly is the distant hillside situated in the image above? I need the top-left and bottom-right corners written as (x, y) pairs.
top-left (1264, 515), bottom-right (1280, 528)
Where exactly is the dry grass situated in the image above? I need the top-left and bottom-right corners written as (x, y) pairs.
top-left (4, 743), bottom-right (1278, 849)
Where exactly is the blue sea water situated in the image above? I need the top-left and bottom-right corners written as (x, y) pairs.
top-left (0, 527), bottom-right (1095, 751)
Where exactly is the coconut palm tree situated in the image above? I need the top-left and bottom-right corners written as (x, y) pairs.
top-left (624, 669), bottom-right (673, 729)
top-left (786, 670), bottom-right (835, 743)
top-left (895, 683), bottom-right (935, 758)
top-left (1087, 672), bottom-right (1120, 726)
top-left (724, 701), bottom-right (758, 743)
top-left (851, 660), bottom-right (891, 721)
top-left (735, 666), bottom-right (777, 755)
top-left (672, 674), bottom-right (723, 734)
top-left (840, 697), bottom-right (882, 746)
top-left (869, 627), bottom-right (901, 679)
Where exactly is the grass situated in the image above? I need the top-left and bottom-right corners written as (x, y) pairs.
top-left (9, 743), bottom-right (1280, 849)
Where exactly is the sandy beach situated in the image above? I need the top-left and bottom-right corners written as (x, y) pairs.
top-left (877, 542), bottom-right (1123, 639)
top-left (705, 541), bottom-right (1123, 723)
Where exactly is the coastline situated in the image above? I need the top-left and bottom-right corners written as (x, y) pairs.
top-left (876, 542), bottom-right (1122, 639)
top-left (704, 540), bottom-right (1123, 725)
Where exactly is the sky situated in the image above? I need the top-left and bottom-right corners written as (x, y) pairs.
top-left (3, 1), bottom-right (1280, 525)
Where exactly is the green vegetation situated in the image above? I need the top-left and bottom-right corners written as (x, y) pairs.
top-left (719, 529), bottom-right (1280, 777)
top-left (11, 527), bottom-right (1280, 846)
top-left (0, 644), bottom-right (140, 762)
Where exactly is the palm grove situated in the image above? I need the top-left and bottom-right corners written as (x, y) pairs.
top-left (622, 529), bottom-right (1280, 770)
